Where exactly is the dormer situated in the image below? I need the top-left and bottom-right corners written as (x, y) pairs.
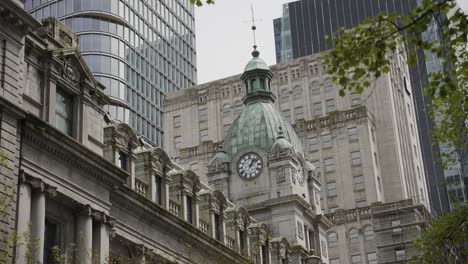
top-left (103, 123), bottom-right (140, 187)
top-left (198, 189), bottom-right (228, 243)
top-left (225, 207), bottom-right (253, 257)
top-left (271, 237), bottom-right (291, 264)
top-left (169, 170), bottom-right (202, 226)
top-left (249, 223), bottom-right (272, 264)
top-left (135, 147), bottom-right (174, 208)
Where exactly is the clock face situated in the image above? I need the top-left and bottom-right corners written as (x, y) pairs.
top-left (237, 153), bottom-right (263, 179)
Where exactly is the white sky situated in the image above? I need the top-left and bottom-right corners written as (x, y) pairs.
top-left (195, 0), bottom-right (468, 84)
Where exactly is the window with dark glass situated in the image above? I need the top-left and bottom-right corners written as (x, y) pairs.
top-left (239, 229), bottom-right (245, 253)
top-left (214, 213), bottom-right (221, 241)
top-left (186, 195), bottom-right (193, 224)
top-left (55, 90), bottom-right (73, 136)
top-left (44, 219), bottom-right (60, 264)
top-left (261, 242), bottom-right (268, 264)
top-left (155, 175), bottom-right (162, 205)
top-left (118, 151), bottom-right (128, 171)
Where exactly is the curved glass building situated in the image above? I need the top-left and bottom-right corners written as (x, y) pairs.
top-left (25, 0), bottom-right (197, 146)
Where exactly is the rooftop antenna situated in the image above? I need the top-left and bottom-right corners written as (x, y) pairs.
top-left (250, 4), bottom-right (260, 57)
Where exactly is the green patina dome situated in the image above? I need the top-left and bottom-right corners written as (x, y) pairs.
top-left (224, 102), bottom-right (305, 158)
top-left (244, 56), bottom-right (270, 72)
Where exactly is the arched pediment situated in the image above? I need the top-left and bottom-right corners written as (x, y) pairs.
top-left (209, 189), bottom-right (228, 206)
top-left (182, 170), bottom-right (201, 192)
top-left (150, 147), bottom-right (173, 169)
top-left (234, 207), bottom-right (252, 228)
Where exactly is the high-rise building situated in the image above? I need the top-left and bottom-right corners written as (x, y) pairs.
top-left (164, 43), bottom-right (431, 262)
top-left (24, 0), bottom-right (198, 146)
top-left (273, 0), bottom-right (456, 215)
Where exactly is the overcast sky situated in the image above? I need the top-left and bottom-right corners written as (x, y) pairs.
top-left (195, 0), bottom-right (468, 84)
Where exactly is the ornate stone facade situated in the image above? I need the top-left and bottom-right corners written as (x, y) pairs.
top-left (164, 36), bottom-right (431, 264)
top-left (0, 4), bottom-right (287, 264)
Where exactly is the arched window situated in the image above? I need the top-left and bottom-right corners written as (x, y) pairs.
top-left (364, 226), bottom-right (374, 241)
top-left (327, 232), bottom-right (337, 247)
top-left (349, 228), bottom-right (359, 241)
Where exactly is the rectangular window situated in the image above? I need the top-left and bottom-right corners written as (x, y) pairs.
top-left (294, 106), bottom-right (304, 120)
top-left (326, 99), bottom-right (336, 113)
top-left (351, 151), bottom-right (362, 166)
top-left (354, 175), bottom-right (365, 191)
top-left (348, 127), bottom-right (358, 142)
top-left (118, 151), bottom-right (128, 171)
top-left (309, 136), bottom-right (318, 152)
top-left (395, 249), bottom-right (406, 261)
top-left (367, 252), bottom-right (377, 264)
top-left (214, 213), bottom-right (221, 241)
top-left (312, 102), bottom-right (322, 116)
top-left (330, 259), bottom-right (340, 264)
top-left (173, 115), bottom-right (181, 128)
top-left (322, 134), bottom-right (332, 149)
top-left (186, 195), bottom-right (193, 224)
top-left (55, 90), bottom-right (73, 136)
top-left (324, 157), bottom-right (335, 173)
top-left (44, 219), bottom-right (60, 264)
top-left (155, 175), bottom-right (162, 205)
top-left (200, 129), bottom-right (208, 142)
top-left (199, 107), bottom-right (208, 121)
top-left (392, 220), bottom-right (402, 234)
top-left (327, 181), bottom-right (337, 197)
top-left (174, 136), bottom-right (182, 149)
top-left (351, 254), bottom-right (361, 264)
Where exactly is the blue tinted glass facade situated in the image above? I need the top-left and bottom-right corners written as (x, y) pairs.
top-left (25, 0), bottom-right (197, 146)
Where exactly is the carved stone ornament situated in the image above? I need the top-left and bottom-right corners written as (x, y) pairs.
top-left (276, 168), bottom-right (286, 183)
top-left (297, 220), bottom-right (304, 239)
top-left (60, 57), bottom-right (81, 86)
top-left (321, 239), bottom-right (327, 257)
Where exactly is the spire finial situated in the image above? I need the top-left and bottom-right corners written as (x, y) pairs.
top-left (250, 4), bottom-right (260, 58)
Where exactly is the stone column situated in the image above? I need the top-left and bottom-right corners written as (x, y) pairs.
top-left (181, 190), bottom-right (188, 221)
top-left (210, 210), bottom-right (216, 239)
top-left (15, 180), bottom-right (31, 264)
top-left (76, 206), bottom-right (93, 264)
top-left (162, 177), bottom-right (170, 210)
top-left (135, 244), bottom-right (152, 264)
top-left (30, 185), bottom-right (46, 263)
top-left (245, 229), bottom-right (251, 257)
top-left (92, 211), bottom-right (110, 264)
top-left (221, 212), bottom-right (226, 244)
top-left (194, 196), bottom-right (200, 228)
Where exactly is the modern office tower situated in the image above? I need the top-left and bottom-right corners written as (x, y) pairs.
top-left (273, 0), bottom-right (454, 214)
top-left (24, 0), bottom-right (198, 146)
top-left (164, 45), bottom-right (431, 262)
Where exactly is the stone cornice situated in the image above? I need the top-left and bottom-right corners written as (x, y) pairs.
top-left (293, 105), bottom-right (371, 133)
top-left (110, 186), bottom-right (248, 263)
top-left (325, 206), bottom-right (372, 226)
top-left (22, 114), bottom-right (128, 188)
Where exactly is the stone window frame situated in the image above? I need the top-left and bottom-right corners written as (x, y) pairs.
top-left (327, 181), bottom-right (337, 197)
top-left (174, 135), bottom-right (182, 149)
top-left (173, 115), bottom-right (181, 128)
top-left (324, 157), bottom-right (335, 173)
top-left (348, 127), bottom-right (358, 142)
top-left (199, 129), bottom-right (208, 142)
top-left (351, 151), bottom-right (362, 166)
top-left (354, 175), bottom-right (365, 191)
top-left (364, 226), bottom-right (374, 241)
top-left (322, 133), bottom-right (332, 149)
top-left (349, 228), bottom-right (359, 242)
top-left (351, 254), bottom-right (362, 264)
top-left (327, 232), bottom-right (337, 247)
top-left (325, 98), bottom-right (336, 113)
top-left (367, 252), bottom-right (377, 264)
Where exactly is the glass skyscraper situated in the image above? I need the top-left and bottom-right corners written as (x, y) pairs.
top-left (272, 0), bottom-right (467, 214)
top-left (25, 0), bottom-right (197, 146)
